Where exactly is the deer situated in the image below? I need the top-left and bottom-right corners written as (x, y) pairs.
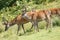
top-left (49, 8), bottom-right (60, 17)
top-left (21, 6), bottom-right (60, 32)
top-left (2, 14), bottom-right (34, 34)
top-left (21, 9), bottom-right (52, 32)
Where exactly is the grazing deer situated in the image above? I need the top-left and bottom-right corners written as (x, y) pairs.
top-left (2, 14), bottom-right (33, 34)
top-left (22, 9), bottom-right (52, 32)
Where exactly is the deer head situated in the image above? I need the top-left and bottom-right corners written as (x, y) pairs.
top-left (2, 17), bottom-right (9, 31)
top-left (22, 6), bottom-right (27, 16)
top-left (21, 7), bottom-right (35, 20)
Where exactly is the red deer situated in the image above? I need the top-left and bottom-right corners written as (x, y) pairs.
top-left (45, 8), bottom-right (60, 28)
top-left (21, 8), bottom-right (60, 32)
top-left (22, 9), bottom-right (52, 32)
top-left (2, 14), bottom-right (33, 34)
top-left (49, 8), bottom-right (60, 17)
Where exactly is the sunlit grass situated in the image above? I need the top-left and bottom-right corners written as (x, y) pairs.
top-left (0, 1), bottom-right (60, 40)
top-left (0, 20), bottom-right (60, 40)
top-left (0, 24), bottom-right (60, 40)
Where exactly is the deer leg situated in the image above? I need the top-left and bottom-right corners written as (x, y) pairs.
top-left (46, 15), bottom-right (52, 31)
top-left (21, 24), bottom-right (25, 33)
top-left (30, 22), bottom-right (38, 31)
top-left (48, 18), bottom-right (52, 30)
top-left (36, 22), bottom-right (39, 32)
top-left (46, 19), bottom-right (49, 30)
top-left (33, 20), bottom-right (39, 32)
top-left (17, 24), bottom-right (20, 34)
top-left (31, 24), bottom-right (33, 29)
top-left (5, 25), bottom-right (8, 31)
top-left (30, 23), bottom-right (33, 31)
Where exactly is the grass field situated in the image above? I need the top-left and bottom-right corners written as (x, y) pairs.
top-left (0, 22), bottom-right (60, 40)
top-left (0, 1), bottom-right (60, 40)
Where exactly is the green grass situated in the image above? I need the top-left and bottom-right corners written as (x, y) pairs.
top-left (0, 21), bottom-right (60, 40)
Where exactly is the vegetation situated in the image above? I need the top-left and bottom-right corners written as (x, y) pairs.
top-left (0, 0), bottom-right (60, 40)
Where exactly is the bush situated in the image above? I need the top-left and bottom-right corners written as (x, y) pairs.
top-left (53, 16), bottom-right (60, 26)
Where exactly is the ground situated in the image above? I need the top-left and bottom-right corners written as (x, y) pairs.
top-left (0, 22), bottom-right (60, 40)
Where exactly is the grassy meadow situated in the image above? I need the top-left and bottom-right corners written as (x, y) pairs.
top-left (0, 0), bottom-right (60, 40)
top-left (0, 22), bottom-right (60, 40)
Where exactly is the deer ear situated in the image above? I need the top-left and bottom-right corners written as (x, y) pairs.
top-left (2, 17), bottom-right (8, 25)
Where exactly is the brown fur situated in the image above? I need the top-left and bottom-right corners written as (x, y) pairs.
top-left (3, 14), bottom-right (30, 34)
top-left (22, 9), bottom-right (52, 32)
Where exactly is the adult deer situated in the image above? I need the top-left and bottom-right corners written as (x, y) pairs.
top-left (2, 14), bottom-right (33, 34)
top-left (22, 9), bottom-right (52, 32)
